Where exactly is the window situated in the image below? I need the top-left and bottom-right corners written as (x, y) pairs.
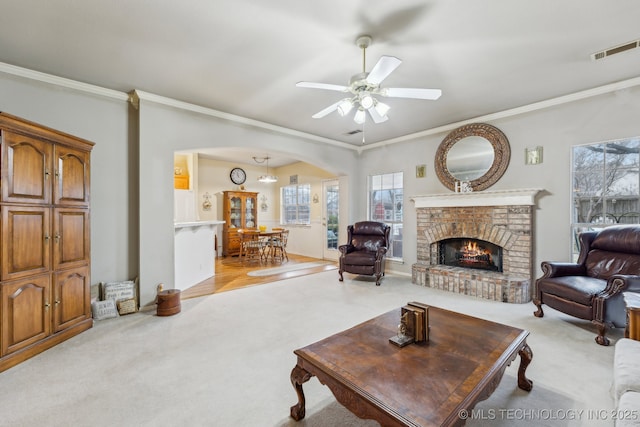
top-left (281, 184), bottom-right (311, 225)
top-left (368, 172), bottom-right (403, 259)
top-left (571, 137), bottom-right (640, 260)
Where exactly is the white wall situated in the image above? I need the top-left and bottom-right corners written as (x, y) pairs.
top-left (360, 85), bottom-right (640, 277)
top-left (137, 97), bottom-right (359, 306)
top-left (0, 72), bottom-right (136, 288)
top-left (272, 162), bottom-right (336, 258)
top-left (196, 156), bottom-right (281, 224)
top-left (3, 67), bottom-right (639, 308)
top-left (196, 157), bottom-right (338, 258)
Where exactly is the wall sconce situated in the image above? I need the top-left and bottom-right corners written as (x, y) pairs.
top-left (202, 192), bottom-right (212, 211)
top-left (416, 164), bottom-right (426, 178)
top-left (525, 146), bottom-right (543, 165)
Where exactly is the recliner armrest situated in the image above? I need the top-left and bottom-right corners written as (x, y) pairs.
top-left (600, 274), bottom-right (640, 298)
top-left (338, 244), bottom-right (355, 255)
top-left (540, 261), bottom-right (586, 279)
top-left (375, 246), bottom-right (388, 259)
top-left (594, 275), bottom-right (640, 326)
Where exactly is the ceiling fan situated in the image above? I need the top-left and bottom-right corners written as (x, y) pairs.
top-left (296, 35), bottom-right (442, 125)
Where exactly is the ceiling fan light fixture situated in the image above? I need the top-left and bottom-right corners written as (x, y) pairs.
top-left (296, 34), bottom-right (442, 134)
top-left (374, 100), bottom-right (390, 117)
top-left (337, 98), bottom-right (354, 116)
top-left (353, 108), bottom-right (366, 124)
top-left (360, 93), bottom-right (374, 109)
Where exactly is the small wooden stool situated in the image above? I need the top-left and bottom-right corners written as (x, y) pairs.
top-left (624, 292), bottom-right (640, 341)
top-left (157, 289), bottom-right (181, 316)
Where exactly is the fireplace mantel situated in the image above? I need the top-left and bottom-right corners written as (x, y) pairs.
top-left (410, 188), bottom-right (543, 208)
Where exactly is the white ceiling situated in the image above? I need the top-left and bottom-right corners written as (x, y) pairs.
top-left (1, 1), bottom-right (640, 162)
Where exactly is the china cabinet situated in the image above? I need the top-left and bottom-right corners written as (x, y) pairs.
top-left (221, 191), bottom-right (258, 256)
top-left (0, 113), bottom-right (93, 373)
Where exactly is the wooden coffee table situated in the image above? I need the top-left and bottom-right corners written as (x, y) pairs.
top-left (290, 305), bottom-right (532, 427)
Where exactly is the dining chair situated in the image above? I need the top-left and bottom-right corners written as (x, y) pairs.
top-left (264, 227), bottom-right (283, 261)
top-left (270, 229), bottom-right (289, 263)
top-left (238, 229), bottom-right (264, 264)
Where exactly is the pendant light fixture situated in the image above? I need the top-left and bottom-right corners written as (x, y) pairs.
top-left (253, 156), bottom-right (278, 183)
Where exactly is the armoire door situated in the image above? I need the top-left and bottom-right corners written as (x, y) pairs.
top-left (1, 132), bottom-right (53, 205)
top-left (52, 208), bottom-right (90, 270)
top-left (53, 145), bottom-right (90, 207)
top-left (1, 274), bottom-right (51, 356)
top-left (1, 205), bottom-right (50, 281)
top-left (53, 266), bottom-right (90, 333)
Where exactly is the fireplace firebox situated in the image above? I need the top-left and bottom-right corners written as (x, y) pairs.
top-left (438, 238), bottom-right (503, 272)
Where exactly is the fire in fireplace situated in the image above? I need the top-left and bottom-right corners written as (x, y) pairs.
top-left (438, 238), bottom-right (503, 272)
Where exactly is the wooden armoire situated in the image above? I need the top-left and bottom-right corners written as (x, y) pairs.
top-left (0, 113), bottom-right (93, 373)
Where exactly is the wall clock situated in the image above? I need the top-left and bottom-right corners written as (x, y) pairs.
top-left (230, 167), bottom-right (246, 185)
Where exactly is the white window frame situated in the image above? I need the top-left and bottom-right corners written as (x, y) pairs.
top-left (280, 183), bottom-right (311, 225)
top-left (368, 172), bottom-right (403, 260)
top-left (571, 136), bottom-right (640, 260)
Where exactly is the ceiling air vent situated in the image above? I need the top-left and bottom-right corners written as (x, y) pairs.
top-left (591, 39), bottom-right (640, 60)
top-left (345, 129), bottom-right (363, 135)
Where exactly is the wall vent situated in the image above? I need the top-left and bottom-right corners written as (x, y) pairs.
top-left (591, 39), bottom-right (640, 60)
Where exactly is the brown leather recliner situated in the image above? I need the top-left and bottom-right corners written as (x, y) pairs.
top-left (338, 221), bottom-right (390, 286)
top-left (533, 225), bottom-right (640, 345)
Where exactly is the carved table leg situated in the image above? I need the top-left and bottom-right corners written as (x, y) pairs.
top-left (290, 364), bottom-right (312, 421)
top-left (517, 343), bottom-right (533, 391)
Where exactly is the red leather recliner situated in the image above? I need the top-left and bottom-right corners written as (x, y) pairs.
top-left (338, 221), bottom-right (390, 286)
top-left (533, 225), bottom-right (640, 345)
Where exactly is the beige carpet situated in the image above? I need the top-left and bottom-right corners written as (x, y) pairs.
top-left (0, 272), bottom-right (621, 426)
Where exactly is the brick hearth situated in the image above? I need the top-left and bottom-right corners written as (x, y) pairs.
top-left (410, 189), bottom-right (542, 303)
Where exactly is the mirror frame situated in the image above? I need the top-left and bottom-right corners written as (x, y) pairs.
top-left (435, 123), bottom-right (511, 191)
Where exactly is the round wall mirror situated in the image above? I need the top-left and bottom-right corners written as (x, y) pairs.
top-left (446, 136), bottom-right (494, 181)
top-left (435, 123), bottom-right (510, 191)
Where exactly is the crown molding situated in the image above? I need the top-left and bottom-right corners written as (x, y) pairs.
top-left (3, 60), bottom-right (639, 153)
top-left (361, 75), bottom-right (640, 152)
top-left (0, 61), bottom-right (128, 101)
top-left (131, 90), bottom-right (356, 151)
top-left (0, 61), bottom-right (356, 151)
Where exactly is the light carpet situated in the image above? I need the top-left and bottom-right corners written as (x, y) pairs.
top-left (247, 262), bottom-right (334, 277)
top-left (0, 272), bottom-right (622, 427)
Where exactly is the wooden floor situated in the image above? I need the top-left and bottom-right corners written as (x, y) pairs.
top-left (180, 253), bottom-right (338, 300)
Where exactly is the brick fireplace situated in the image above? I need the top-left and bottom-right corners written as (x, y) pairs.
top-left (411, 189), bottom-right (542, 303)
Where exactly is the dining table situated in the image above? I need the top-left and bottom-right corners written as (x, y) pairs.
top-left (258, 229), bottom-right (285, 263)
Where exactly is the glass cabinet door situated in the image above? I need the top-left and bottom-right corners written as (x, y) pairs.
top-left (245, 196), bottom-right (256, 228)
top-left (230, 196), bottom-right (242, 229)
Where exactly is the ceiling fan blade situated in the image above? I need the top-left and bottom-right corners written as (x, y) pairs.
top-left (366, 56), bottom-right (402, 85)
top-left (296, 81), bottom-right (349, 92)
top-left (367, 107), bottom-right (388, 124)
top-left (311, 100), bottom-right (341, 119)
top-left (381, 87), bottom-right (442, 100)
